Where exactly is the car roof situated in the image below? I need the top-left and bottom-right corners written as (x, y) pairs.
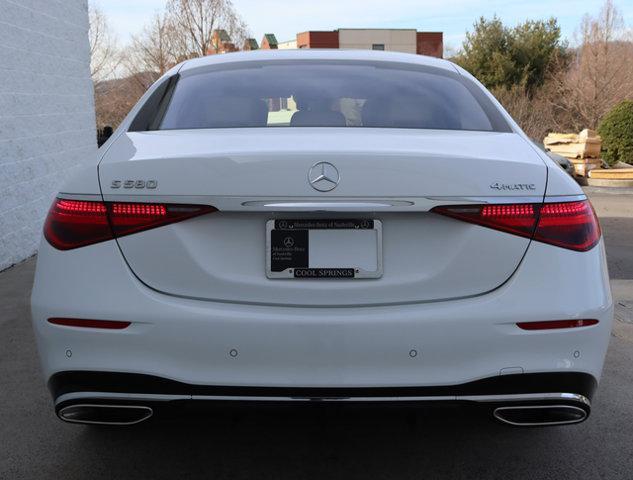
top-left (178, 49), bottom-right (457, 74)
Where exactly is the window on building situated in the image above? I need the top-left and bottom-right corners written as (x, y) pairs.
top-left (372, 44), bottom-right (385, 51)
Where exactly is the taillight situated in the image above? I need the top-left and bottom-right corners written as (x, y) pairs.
top-left (44, 200), bottom-right (111, 250)
top-left (532, 201), bottom-right (601, 252)
top-left (432, 200), bottom-right (600, 252)
top-left (44, 199), bottom-right (216, 250)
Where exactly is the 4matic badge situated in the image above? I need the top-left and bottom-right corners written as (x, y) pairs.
top-left (490, 182), bottom-right (536, 191)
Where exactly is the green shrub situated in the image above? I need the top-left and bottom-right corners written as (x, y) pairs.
top-left (598, 100), bottom-right (633, 166)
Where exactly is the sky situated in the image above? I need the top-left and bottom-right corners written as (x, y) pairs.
top-left (99, 0), bottom-right (633, 53)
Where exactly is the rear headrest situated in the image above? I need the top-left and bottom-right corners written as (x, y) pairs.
top-left (190, 97), bottom-right (269, 128)
top-left (361, 99), bottom-right (388, 128)
top-left (290, 110), bottom-right (347, 127)
top-left (362, 97), bottom-right (459, 129)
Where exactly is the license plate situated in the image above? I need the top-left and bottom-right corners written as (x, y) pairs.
top-left (266, 219), bottom-right (383, 279)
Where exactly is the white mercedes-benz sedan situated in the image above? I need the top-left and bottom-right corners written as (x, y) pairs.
top-left (31, 50), bottom-right (612, 427)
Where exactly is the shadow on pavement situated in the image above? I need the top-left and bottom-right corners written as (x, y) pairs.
top-left (69, 406), bottom-right (561, 479)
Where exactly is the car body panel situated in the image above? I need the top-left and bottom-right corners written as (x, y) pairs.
top-left (31, 50), bottom-right (611, 425)
top-left (97, 129), bottom-right (546, 306)
top-left (31, 237), bottom-right (612, 388)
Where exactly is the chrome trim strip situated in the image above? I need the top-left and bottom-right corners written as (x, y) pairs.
top-left (493, 404), bottom-right (587, 427)
top-left (243, 201), bottom-right (413, 210)
top-left (55, 391), bottom-right (189, 406)
top-left (55, 391), bottom-right (590, 406)
top-left (425, 196), bottom-right (545, 204)
top-left (189, 395), bottom-right (458, 402)
top-left (427, 195), bottom-right (587, 204)
top-left (543, 194), bottom-right (587, 203)
top-left (57, 193), bottom-right (103, 201)
top-left (88, 194), bottom-right (586, 212)
top-left (58, 404), bottom-right (153, 426)
top-left (460, 392), bottom-right (591, 406)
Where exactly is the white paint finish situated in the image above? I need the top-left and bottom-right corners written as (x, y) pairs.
top-left (31, 238), bottom-right (612, 387)
top-left (338, 29), bottom-right (417, 53)
top-left (114, 211), bottom-right (530, 306)
top-left (0, 0), bottom-right (97, 271)
top-left (99, 130), bottom-right (547, 197)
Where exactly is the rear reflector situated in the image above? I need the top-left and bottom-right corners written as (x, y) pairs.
top-left (516, 319), bottom-right (599, 330)
top-left (44, 199), bottom-right (216, 250)
top-left (432, 200), bottom-right (600, 252)
top-left (48, 318), bottom-right (131, 329)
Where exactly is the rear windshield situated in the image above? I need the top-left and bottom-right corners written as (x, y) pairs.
top-left (155, 61), bottom-right (510, 132)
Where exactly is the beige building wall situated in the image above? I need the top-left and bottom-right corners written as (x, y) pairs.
top-left (338, 29), bottom-right (417, 53)
top-left (277, 39), bottom-right (298, 49)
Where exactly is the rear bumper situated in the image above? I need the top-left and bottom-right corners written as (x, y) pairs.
top-left (50, 370), bottom-right (597, 403)
top-left (51, 371), bottom-right (594, 426)
top-left (32, 237), bottom-right (613, 399)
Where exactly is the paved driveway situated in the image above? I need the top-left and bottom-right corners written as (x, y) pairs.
top-left (1, 187), bottom-right (633, 479)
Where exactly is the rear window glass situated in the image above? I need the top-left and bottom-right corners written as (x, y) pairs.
top-left (157, 61), bottom-right (510, 132)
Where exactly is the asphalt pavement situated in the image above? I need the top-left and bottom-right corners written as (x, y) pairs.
top-left (1, 187), bottom-right (633, 480)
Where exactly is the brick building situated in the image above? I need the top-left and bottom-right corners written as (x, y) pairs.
top-left (208, 29), bottom-right (443, 58)
top-left (260, 34), bottom-right (278, 50)
top-left (208, 33), bottom-right (279, 54)
top-left (296, 29), bottom-right (443, 57)
top-left (207, 29), bottom-right (238, 54)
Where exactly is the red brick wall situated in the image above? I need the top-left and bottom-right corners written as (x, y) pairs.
top-left (297, 31), bottom-right (339, 49)
top-left (416, 32), bottom-right (443, 58)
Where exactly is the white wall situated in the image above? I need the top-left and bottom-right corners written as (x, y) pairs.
top-left (338, 29), bottom-right (417, 54)
top-left (0, 0), bottom-right (97, 271)
top-left (277, 39), bottom-right (297, 50)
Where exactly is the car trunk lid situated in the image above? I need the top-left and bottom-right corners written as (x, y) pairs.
top-left (97, 128), bottom-right (545, 306)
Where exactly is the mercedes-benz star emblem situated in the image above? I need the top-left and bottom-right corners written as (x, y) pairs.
top-left (283, 237), bottom-right (295, 248)
top-left (308, 162), bottom-right (340, 192)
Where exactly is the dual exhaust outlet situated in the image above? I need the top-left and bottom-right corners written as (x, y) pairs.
top-left (493, 404), bottom-right (588, 426)
top-left (58, 402), bottom-right (587, 427)
top-left (58, 404), bottom-right (153, 426)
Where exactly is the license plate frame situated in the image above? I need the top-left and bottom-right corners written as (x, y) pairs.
top-left (266, 219), bottom-right (383, 279)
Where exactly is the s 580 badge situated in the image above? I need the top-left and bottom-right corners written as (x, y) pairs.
top-left (111, 179), bottom-right (157, 189)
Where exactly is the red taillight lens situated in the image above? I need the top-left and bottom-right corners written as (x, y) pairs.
top-left (107, 202), bottom-right (215, 238)
top-left (431, 203), bottom-right (538, 238)
top-left (432, 200), bottom-right (600, 252)
top-left (516, 319), bottom-right (599, 330)
top-left (533, 201), bottom-right (601, 252)
top-left (44, 199), bottom-right (111, 250)
top-left (44, 199), bottom-right (216, 250)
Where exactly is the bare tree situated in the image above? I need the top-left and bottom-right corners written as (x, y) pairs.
top-left (94, 0), bottom-right (250, 130)
top-left (94, 74), bottom-right (153, 129)
top-left (225, 11), bottom-right (249, 50)
top-left (550, 0), bottom-right (633, 130)
top-left (121, 12), bottom-right (181, 91)
top-left (166, 0), bottom-right (248, 57)
top-left (89, 3), bottom-right (119, 81)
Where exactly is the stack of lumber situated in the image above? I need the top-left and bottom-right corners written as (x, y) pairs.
top-left (543, 129), bottom-right (602, 176)
top-left (588, 166), bottom-right (633, 187)
top-left (589, 169), bottom-right (633, 179)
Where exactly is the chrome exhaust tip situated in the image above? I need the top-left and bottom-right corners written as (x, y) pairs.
top-left (58, 404), bottom-right (153, 426)
top-left (493, 404), bottom-right (588, 427)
